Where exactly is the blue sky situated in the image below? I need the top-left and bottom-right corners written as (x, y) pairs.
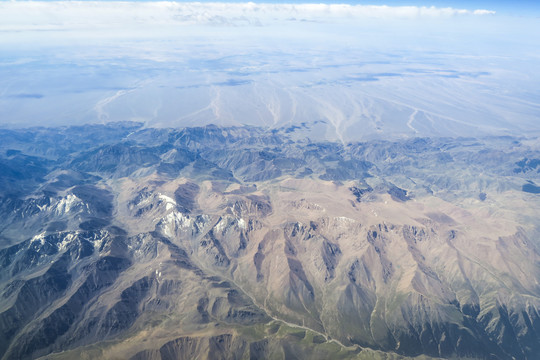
top-left (352, 1), bottom-right (538, 15)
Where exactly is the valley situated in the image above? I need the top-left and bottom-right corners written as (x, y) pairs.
top-left (1, 123), bottom-right (539, 359)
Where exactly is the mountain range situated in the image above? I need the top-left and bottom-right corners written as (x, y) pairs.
top-left (1, 122), bottom-right (540, 359)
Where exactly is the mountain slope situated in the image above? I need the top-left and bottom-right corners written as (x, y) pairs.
top-left (1, 123), bottom-right (539, 359)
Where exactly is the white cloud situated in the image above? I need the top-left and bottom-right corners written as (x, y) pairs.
top-left (473, 9), bottom-right (497, 15)
top-left (0, 1), bottom-right (497, 31)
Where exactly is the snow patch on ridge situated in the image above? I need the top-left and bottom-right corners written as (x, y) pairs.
top-left (53, 194), bottom-right (83, 215)
top-left (57, 232), bottom-right (76, 251)
top-left (31, 232), bottom-right (46, 246)
top-left (160, 211), bottom-right (194, 238)
top-left (238, 218), bottom-right (246, 230)
top-left (158, 193), bottom-right (177, 211)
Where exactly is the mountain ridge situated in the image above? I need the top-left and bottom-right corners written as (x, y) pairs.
top-left (1, 123), bottom-right (539, 359)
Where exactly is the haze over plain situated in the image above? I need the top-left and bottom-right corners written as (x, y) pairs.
top-left (1, 1), bottom-right (539, 141)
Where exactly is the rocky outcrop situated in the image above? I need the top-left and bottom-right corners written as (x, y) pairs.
top-left (0, 124), bottom-right (539, 359)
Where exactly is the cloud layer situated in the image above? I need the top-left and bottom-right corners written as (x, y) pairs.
top-left (0, 1), bottom-right (496, 30)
